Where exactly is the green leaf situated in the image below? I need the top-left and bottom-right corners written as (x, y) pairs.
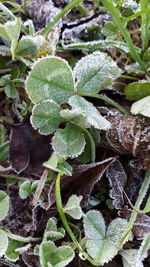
top-left (31, 100), bottom-right (64, 135)
top-left (5, 240), bottom-right (23, 262)
top-left (83, 210), bottom-right (105, 240)
top-left (39, 241), bottom-right (75, 267)
top-left (5, 18), bottom-right (21, 42)
top-left (16, 37), bottom-right (37, 57)
top-left (63, 195), bottom-right (83, 219)
top-left (25, 56), bottom-right (74, 104)
top-left (0, 190), bottom-right (9, 221)
top-left (102, 21), bottom-right (118, 37)
top-left (19, 181), bottom-right (31, 199)
top-left (0, 24), bottom-right (9, 42)
top-left (73, 51), bottom-right (121, 94)
top-left (69, 95), bottom-right (111, 130)
top-left (84, 210), bottom-right (128, 265)
top-left (4, 83), bottom-right (18, 98)
top-left (121, 249), bottom-right (143, 267)
top-left (60, 109), bottom-right (90, 128)
top-left (43, 153), bottom-right (72, 175)
top-left (52, 123), bottom-right (86, 158)
top-left (125, 82), bottom-right (150, 101)
top-left (131, 96), bottom-right (150, 117)
top-left (0, 141), bottom-right (9, 163)
top-left (43, 217), bottom-right (65, 242)
top-left (0, 230), bottom-right (8, 257)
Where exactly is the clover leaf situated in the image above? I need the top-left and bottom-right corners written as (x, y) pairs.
top-left (39, 241), bottom-right (75, 267)
top-left (73, 51), bottom-right (121, 95)
top-left (25, 56), bottom-right (74, 104)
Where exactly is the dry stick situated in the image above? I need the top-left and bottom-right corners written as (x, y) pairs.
top-left (32, 168), bottom-right (48, 206)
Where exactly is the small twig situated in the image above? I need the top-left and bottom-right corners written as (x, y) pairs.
top-left (0, 172), bottom-right (33, 181)
top-left (32, 168), bottom-right (48, 206)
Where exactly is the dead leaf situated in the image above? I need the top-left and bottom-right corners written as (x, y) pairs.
top-left (9, 119), bottom-right (51, 174)
top-left (100, 110), bottom-right (150, 170)
top-left (46, 157), bottom-right (115, 209)
top-left (106, 160), bottom-right (127, 209)
top-left (122, 206), bottom-right (150, 239)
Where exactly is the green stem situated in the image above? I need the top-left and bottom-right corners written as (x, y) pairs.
top-left (140, 0), bottom-right (149, 54)
top-left (55, 172), bottom-right (100, 266)
top-left (82, 93), bottom-right (129, 115)
top-left (120, 171), bottom-right (150, 247)
top-left (101, 0), bottom-right (149, 76)
top-left (77, 3), bottom-right (88, 16)
top-left (70, 121), bottom-right (96, 163)
top-left (40, 0), bottom-right (84, 37)
top-left (3, 229), bottom-right (41, 243)
top-left (125, 9), bottom-right (150, 22)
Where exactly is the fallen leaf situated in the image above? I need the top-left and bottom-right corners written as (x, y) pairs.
top-left (106, 160), bottom-right (127, 209)
top-left (47, 157), bottom-right (115, 209)
top-left (9, 119), bottom-right (51, 174)
top-left (100, 110), bottom-right (150, 170)
top-left (122, 206), bottom-right (150, 239)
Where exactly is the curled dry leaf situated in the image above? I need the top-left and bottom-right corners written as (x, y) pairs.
top-left (9, 120), bottom-right (51, 174)
top-left (47, 157), bottom-right (115, 209)
top-left (100, 110), bottom-right (150, 170)
top-left (122, 207), bottom-right (150, 239)
top-left (106, 160), bottom-right (127, 209)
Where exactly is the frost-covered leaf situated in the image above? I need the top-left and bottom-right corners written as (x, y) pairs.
top-left (131, 96), bottom-right (150, 117)
top-left (5, 18), bottom-right (22, 42)
top-left (52, 123), bottom-right (86, 158)
top-left (39, 241), bottom-right (74, 267)
top-left (48, 158), bottom-right (115, 209)
top-left (19, 181), bottom-right (31, 199)
top-left (84, 210), bottom-right (105, 240)
top-left (69, 95), bottom-right (111, 130)
top-left (33, 35), bottom-right (53, 57)
top-left (25, 56), bottom-right (74, 104)
top-left (4, 83), bottom-right (18, 98)
top-left (43, 153), bottom-right (72, 176)
top-left (84, 210), bottom-right (128, 265)
top-left (106, 160), bottom-right (127, 209)
top-left (125, 82), bottom-right (150, 101)
top-left (63, 195), bottom-right (83, 219)
top-left (121, 232), bottom-right (150, 267)
top-left (43, 217), bottom-right (65, 242)
top-left (5, 240), bottom-right (23, 262)
top-left (107, 218), bottom-right (129, 246)
top-left (73, 51), bottom-right (121, 94)
top-left (0, 190), bottom-right (9, 221)
top-left (121, 249), bottom-right (143, 267)
top-left (0, 24), bottom-right (9, 41)
top-left (0, 229), bottom-right (8, 257)
top-left (31, 100), bottom-right (64, 135)
top-left (16, 37), bottom-right (37, 58)
top-left (60, 109), bottom-right (90, 128)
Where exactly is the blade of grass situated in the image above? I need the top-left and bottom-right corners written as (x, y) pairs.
top-left (40, 0), bottom-right (84, 37)
top-left (140, 0), bottom-right (150, 54)
top-left (101, 0), bottom-right (150, 76)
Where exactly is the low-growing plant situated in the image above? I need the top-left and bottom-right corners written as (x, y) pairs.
top-left (0, 0), bottom-right (150, 266)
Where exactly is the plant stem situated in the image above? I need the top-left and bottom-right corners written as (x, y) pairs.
top-left (101, 0), bottom-right (150, 76)
top-left (82, 93), bottom-right (129, 115)
top-left (40, 0), bottom-right (84, 37)
top-left (3, 229), bottom-right (41, 243)
top-left (120, 171), bottom-right (150, 247)
top-left (77, 3), bottom-right (88, 16)
top-left (55, 172), bottom-right (100, 266)
top-left (140, 0), bottom-right (149, 54)
top-left (70, 121), bottom-right (96, 163)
